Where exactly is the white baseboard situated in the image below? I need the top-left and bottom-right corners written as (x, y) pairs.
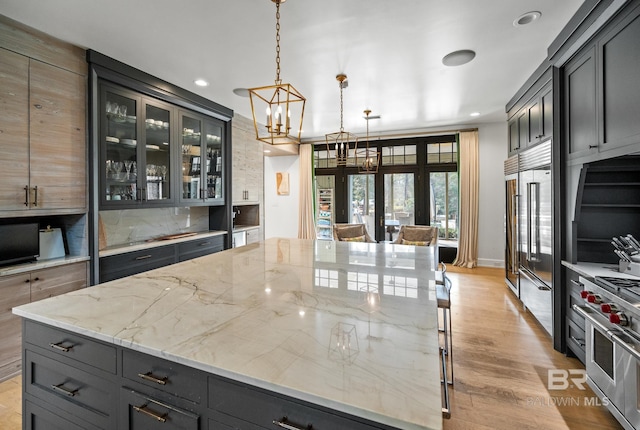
top-left (477, 258), bottom-right (504, 268)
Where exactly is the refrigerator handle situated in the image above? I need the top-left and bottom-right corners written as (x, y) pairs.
top-left (511, 194), bottom-right (519, 272)
top-left (527, 182), bottom-right (540, 263)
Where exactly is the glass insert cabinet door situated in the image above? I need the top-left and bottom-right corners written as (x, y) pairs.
top-left (100, 83), bottom-right (174, 207)
top-left (180, 111), bottom-right (224, 203)
top-left (102, 86), bottom-right (139, 204)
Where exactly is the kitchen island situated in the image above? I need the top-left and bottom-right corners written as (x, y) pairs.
top-left (14, 238), bottom-right (442, 430)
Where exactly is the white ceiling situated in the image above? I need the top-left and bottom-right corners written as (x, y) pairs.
top-left (0, 0), bottom-right (583, 141)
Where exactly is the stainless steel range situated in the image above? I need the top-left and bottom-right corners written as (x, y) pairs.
top-left (573, 274), bottom-right (640, 430)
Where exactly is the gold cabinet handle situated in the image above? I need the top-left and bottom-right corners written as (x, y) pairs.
top-left (51, 383), bottom-right (78, 397)
top-left (24, 185), bottom-right (29, 206)
top-left (133, 404), bottom-right (167, 423)
top-left (49, 342), bottom-right (74, 352)
top-left (137, 372), bottom-right (167, 385)
top-left (32, 185), bottom-right (38, 207)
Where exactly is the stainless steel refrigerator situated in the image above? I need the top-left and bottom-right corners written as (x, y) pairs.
top-left (504, 155), bottom-right (519, 297)
top-left (518, 140), bottom-right (553, 336)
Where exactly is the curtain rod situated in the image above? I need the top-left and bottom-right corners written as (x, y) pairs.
top-left (300, 127), bottom-right (478, 145)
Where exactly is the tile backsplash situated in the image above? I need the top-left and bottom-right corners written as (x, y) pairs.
top-left (99, 207), bottom-right (209, 247)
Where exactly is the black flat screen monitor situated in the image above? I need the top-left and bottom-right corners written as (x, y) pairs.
top-left (0, 223), bottom-right (39, 267)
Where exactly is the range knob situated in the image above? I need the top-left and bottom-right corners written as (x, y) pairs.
top-left (580, 290), bottom-right (593, 299)
top-left (601, 303), bottom-right (619, 313)
top-left (587, 294), bottom-right (602, 304)
top-left (609, 312), bottom-right (629, 327)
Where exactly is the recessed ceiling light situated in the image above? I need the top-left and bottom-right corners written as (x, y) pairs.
top-left (194, 79), bottom-right (209, 87)
top-left (263, 149), bottom-right (271, 153)
top-left (513, 11), bottom-right (541, 27)
top-left (470, 112), bottom-right (480, 117)
top-left (233, 88), bottom-right (250, 97)
top-left (442, 50), bottom-right (476, 67)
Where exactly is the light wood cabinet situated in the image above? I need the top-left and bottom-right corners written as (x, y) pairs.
top-left (0, 272), bottom-right (31, 380)
top-left (0, 261), bottom-right (88, 382)
top-left (0, 47), bottom-right (86, 215)
top-left (0, 48), bottom-right (30, 210)
top-left (232, 116), bottom-right (264, 205)
top-left (29, 59), bottom-right (86, 211)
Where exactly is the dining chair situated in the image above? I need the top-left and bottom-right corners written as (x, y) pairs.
top-left (392, 225), bottom-right (438, 246)
top-left (333, 223), bottom-right (376, 243)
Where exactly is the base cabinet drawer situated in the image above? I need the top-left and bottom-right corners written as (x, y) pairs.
top-left (120, 388), bottom-right (200, 430)
top-left (25, 399), bottom-right (103, 430)
top-left (209, 375), bottom-right (384, 430)
top-left (122, 348), bottom-right (206, 405)
top-left (100, 245), bottom-right (176, 282)
top-left (24, 350), bottom-right (116, 429)
top-left (24, 320), bottom-right (117, 373)
top-left (177, 236), bottom-right (224, 262)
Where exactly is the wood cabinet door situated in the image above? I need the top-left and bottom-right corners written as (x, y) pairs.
top-left (0, 48), bottom-right (30, 211)
top-left (527, 98), bottom-right (541, 145)
top-left (517, 111), bottom-right (528, 151)
top-left (30, 261), bottom-right (88, 302)
top-left (541, 86), bottom-right (553, 141)
top-left (508, 118), bottom-right (519, 155)
top-left (29, 59), bottom-right (86, 211)
top-left (565, 46), bottom-right (598, 159)
top-left (599, 5), bottom-right (640, 151)
top-left (0, 273), bottom-right (31, 376)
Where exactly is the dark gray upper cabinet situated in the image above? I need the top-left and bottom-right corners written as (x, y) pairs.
top-left (564, 2), bottom-right (640, 163)
top-left (564, 46), bottom-right (598, 160)
top-left (507, 80), bottom-right (553, 157)
top-left (599, 4), bottom-right (640, 151)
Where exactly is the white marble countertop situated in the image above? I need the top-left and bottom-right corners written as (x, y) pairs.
top-left (0, 255), bottom-right (89, 277)
top-left (99, 230), bottom-right (227, 257)
top-left (562, 260), bottom-right (640, 280)
top-left (14, 238), bottom-right (442, 430)
top-left (233, 224), bottom-right (260, 232)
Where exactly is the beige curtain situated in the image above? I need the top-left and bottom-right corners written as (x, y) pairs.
top-left (298, 143), bottom-right (316, 239)
top-left (453, 130), bottom-right (479, 268)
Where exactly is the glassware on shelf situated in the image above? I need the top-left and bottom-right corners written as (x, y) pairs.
top-left (113, 161), bottom-right (125, 181)
top-left (124, 160), bottom-right (133, 180)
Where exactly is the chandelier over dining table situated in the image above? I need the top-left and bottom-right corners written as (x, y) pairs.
top-left (325, 74), bottom-right (357, 166)
top-left (248, 0), bottom-right (306, 145)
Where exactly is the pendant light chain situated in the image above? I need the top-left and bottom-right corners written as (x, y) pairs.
top-left (275, 0), bottom-right (281, 85)
top-left (339, 81), bottom-right (344, 132)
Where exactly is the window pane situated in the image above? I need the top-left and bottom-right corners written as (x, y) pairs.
top-left (382, 145), bottom-right (417, 166)
top-left (430, 172), bottom-right (458, 241)
top-left (384, 173), bottom-right (415, 242)
top-left (348, 174), bottom-right (375, 237)
top-left (316, 175), bottom-right (335, 239)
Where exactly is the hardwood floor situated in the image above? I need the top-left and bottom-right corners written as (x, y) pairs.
top-left (0, 266), bottom-right (623, 429)
top-left (443, 266), bottom-right (621, 430)
top-left (0, 374), bottom-right (21, 429)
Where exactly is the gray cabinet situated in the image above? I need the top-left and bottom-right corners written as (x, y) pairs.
top-left (507, 81), bottom-right (552, 156)
top-left (100, 245), bottom-right (176, 283)
top-left (119, 388), bottom-right (200, 430)
top-left (100, 235), bottom-right (225, 282)
top-left (598, 3), bottom-right (640, 152)
top-left (22, 320), bottom-right (400, 430)
top-left (564, 2), bottom-right (640, 163)
top-left (565, 268), bottom-right (586, 364)
top-left (564, 46), bottom-right (598, 160)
